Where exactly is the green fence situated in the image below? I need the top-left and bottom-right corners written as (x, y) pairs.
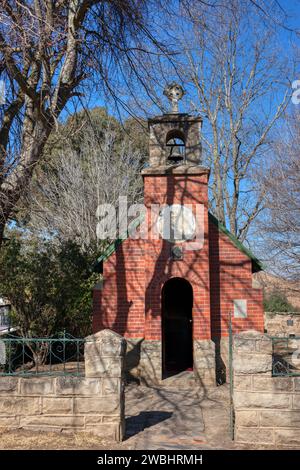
top-left (0, 332), bottom-right (85, 376)
top-left (228, 310), bottom-right (234, 440)
top-left (271, 336), bottom-right (300, 377)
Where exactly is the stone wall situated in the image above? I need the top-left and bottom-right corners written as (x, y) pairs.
top-left (233, 331), bottom-right (300, 447)
top-left (0, 329), bottom-right (126, 441)
top-left (148, 114), bottom-right (202, 166)
top-left (265, 312), bottom-right (300, 337)
top-left (193, 339), bottom-right (216, 387)
top-left (139, 340), bottom-right (161, 384)
top-left (136, 339), bottom-right (216, 387)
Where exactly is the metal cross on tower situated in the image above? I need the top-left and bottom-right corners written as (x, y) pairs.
top-left (163, 82), bottom-right (185, 114)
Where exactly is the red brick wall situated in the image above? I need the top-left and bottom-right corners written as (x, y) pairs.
top-left (209, 220), bottom-right (264, 338)
top-left (92, 238), bottom-right (145, 338)
top-left (143, 172), bottom-right (211, 341)
top-left (93, 171), bottom-right (264, 340)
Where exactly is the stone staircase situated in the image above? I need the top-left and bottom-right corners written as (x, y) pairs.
top-left (160, 371), bottom-right (200, 389)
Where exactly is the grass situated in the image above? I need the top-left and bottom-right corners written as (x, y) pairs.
top-left (0, 428), bottom-right (132, 450)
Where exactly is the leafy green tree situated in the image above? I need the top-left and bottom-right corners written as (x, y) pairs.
top-left (264, 292), bottom-right (298, 313)
top-left (0, 237), bottom-right (97, 344)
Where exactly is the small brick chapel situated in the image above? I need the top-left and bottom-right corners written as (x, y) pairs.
top-left (92, 84), bottom-right (264, 386)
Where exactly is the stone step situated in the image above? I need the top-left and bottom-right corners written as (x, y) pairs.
top-left (159, 371), bottom-right (200, 389)
top-left (126, 376), bottom-right (199, 389)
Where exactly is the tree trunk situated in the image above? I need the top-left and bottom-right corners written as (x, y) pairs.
top-left (0, 222), bottom-right (4, 249)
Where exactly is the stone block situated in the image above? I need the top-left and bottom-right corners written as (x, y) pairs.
top-left (234, 375), bottom-right (252, 390)
top-left (252, 376), bottom-right (293, 392)
top-left (102, 415), bottom-right (121, 423)
top-left (194, 340), bottom-right (216, 379)
top-left (274, 429), bottom-right (300, 446)
top-left (235, 410), bottom-right (258, 427)
top-left (19, 415), bottom-right (84, 428)
top-left (102, 378), bottom-right (120, 396)
top-left (139, 341), bottom-right (162, 384)
top-left (234, 391), bottom-right (291, 409)
top-left (194, 339), bottom-right (215, 352)
top-left (234, 331), bottom-right (272, 354)
top-left (84, 423), bottom-right (118, 440)
top-left (233, 353), bottom-right (272, 375)
top-left (84, 414), bottom-right (120, 424)
top-left (20, 377), bottom-right (55, 395)
top-left (236, 427), bottom-right (274, 444)
top-left (194, 356), bottom-right (216, 369)
top-left (194, 368), bottom-right (216, 387)
top-left (292, 394), bottom-right (300, 409)
top-left (293, 378), bottom-right (300, 391)
top-left (42, 397), bottom-right (73, 414)
top-left (56, 377), bottom-right (101, 395)
top-left (234, 337), bottom-right (256, 352)
top-left (0, 397), bottom-right (40, 415)
top-left (220, 338), bottom-right (229, 366)
top-left (256, 338), bottom-right (272, 354)
top-left (0, 377), bottom-right (18, 393)
top-left (74, 397), bottom-right (120, 414)
top-left (85, 357), bottom-right (123, 379)
top-left (0, 416), bottom-right (19, 427)
top-left (124, 338), bottom-right (143, 373)
top-left (260, 410), bottom-right (300, 427)
top-left (84, 415), bottom-right (103, 424)
top-left (140, 340), bottom-right (161, 358)
top-left (84, 329), bottom-right (126, 378)
top-left (85, 329), bottom-right (126, 358)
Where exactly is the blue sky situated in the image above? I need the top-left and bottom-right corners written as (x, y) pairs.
top-left (59, 0), bottom-right (300, 260)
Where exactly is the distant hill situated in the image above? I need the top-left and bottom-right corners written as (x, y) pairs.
top-left (253, 272), bottom-right (300, 310)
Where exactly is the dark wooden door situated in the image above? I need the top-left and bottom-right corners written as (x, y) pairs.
top-left (162, 278), bottom-right (193, 377)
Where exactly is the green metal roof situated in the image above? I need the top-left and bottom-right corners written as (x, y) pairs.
top-left (93, 213), bottom-right (263, 273)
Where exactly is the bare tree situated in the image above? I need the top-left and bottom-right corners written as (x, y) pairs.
top-left (25, 122), bottom-right (144, 249)
top-left (0, 0), bottom-right (165, 246)
top-left (176, 0), bottom-right (292, 242)
top-left (0, 0), bottom-right (296, 248)
top-left (135, 1), bottom-right (294, 242)
top-left (258, 111), bottom-right (300, 281)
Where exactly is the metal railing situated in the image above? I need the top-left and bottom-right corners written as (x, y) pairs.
top-left (271, 335), bottom-right (300, 377)
top-left (0, 332), bottom-right (85, 376)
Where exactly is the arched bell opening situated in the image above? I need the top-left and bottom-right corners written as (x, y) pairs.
top-left (166, 129), bottom-right (185, 164)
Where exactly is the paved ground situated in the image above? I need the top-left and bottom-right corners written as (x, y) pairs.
top-left (125, 380), bottom-right (236, 450)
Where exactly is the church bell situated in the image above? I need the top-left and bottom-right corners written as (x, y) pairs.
top-left (166, 138), bottom-right (185, 164)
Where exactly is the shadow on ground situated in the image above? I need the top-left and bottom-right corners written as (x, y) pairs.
top-left (126, 411), bottom-right (172, 438)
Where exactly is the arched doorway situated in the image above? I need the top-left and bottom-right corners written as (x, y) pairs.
top-left (161, 277), bottom-right (193, 377)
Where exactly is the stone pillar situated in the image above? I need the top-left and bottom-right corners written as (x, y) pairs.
top-left (233, 330), bottom-right (274, 445)
top-left (138, 340), bottom-right (162, 385)
top-left (84, 329), bottom-right (127, 441)
top-left (124, 338), bottom-right (143, 380)
top-left (233, 330), bottom-right (272, 376)
top-left (233, 330), bottom-right (300, 446)
top-left (194, 339), bottom-right (216, 387)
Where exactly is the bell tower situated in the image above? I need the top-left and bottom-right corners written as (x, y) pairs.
top-left (148, 83), bottom-right (202, 167)
top-left (140, 83), bottom-right (215, 385)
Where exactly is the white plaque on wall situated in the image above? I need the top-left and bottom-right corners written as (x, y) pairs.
top-left (234, 299), bottom-right (247, 318)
